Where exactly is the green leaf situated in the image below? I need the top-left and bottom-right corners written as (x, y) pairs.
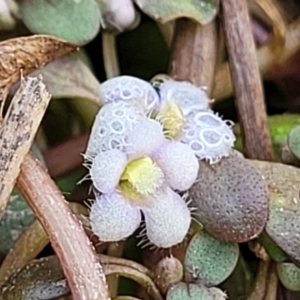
top-left (184, 231), bottom-right (239, 287)
top-left (0, 190), bottom-right (35, 257)
top-left (258, 231), bottom-right (288, 263)
top-left (167, 282), bottom-right (213, 300)
top-left (288, 125), bottom-right (300, 160)
top-left (252, 160), bottom-right (300, 265)
top-left (32, 52), bottom-right (101, 106)
top-left (277, 262), bottom-right (300, 291)
top-left (20, 0), bottom-right (101, 45)
top-left (234, 114), bottom-right (300, 158)
top-left (134, 0), bottom-right (219, 25)
top-left (189, 153), bottom-right (269, 243)
top-left (0, 255), bottom-right (67, 299)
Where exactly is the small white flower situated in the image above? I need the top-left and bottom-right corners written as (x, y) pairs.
top-left (85, 76), bottom-right (236, 248)
top-left (86, 114), bottom-right (198, 248)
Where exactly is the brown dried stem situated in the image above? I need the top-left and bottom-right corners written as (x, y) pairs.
top-left (104, 265), bottom-right (163, 300)
top-left (221, 0), bottom-right (274, 160)
top-left (17, 153), bottom-right (110, 300)
top-left (0, 35), bottom-right (77, 113)
top-left (168, 18), bottom-right (218, 96)
top-left (246, 259), bottom-right (271, 300)
top-left (213, 17), bottom-right (300, 101)
top-left (0, 76), bottom-right (51, 219)
top-left (107, 242), bottom-right (125, 298)
top-left (265, 263), bottom-right (278, 300)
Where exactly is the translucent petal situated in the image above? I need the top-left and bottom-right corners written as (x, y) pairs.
top-left (142, 187), bottom-right (191, 248)
top-left (99, 75), bottom-right (160, 114)
top-left (159, 80), bottom-right (210, 115)
top-left (126, 119), bottom-right (165, 159)
top-left (181, 110), bottom-right (236, 163)
top-left (85, 100), bottom-right (144, 158)
top-left (89, 191), bottom-right (141, 242)
top-left (90, 149), bottom-right (128, 194)
top-left (153, 141), bottom-right (199, 191)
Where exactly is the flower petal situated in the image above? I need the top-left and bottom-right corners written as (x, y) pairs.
top-left (85, 100), bottom-right (144, 158)
top-left (89, 191), bottom-right (141, 242)
top-left (159, 80), bottom-right (210, 115)
top-left (126, 119), bottom-right (165, 159)
top-left (99, 75), bottom-right (160, 114)
top-left (90, 149), bottom-right (127, 194)
top-left (181, 110), bottom-right (236, 163)
top-left (142, 187), bottom-right (191, 248)
top-left (153, 141), bottom-right (199, 191)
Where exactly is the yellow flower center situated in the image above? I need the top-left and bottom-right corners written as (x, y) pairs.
top-left (155, 100), bottom-right (185, 139)
top-left (119, 156), bottom-right (164, 201)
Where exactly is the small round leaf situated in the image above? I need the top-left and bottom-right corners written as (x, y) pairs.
top-left (184, 231), bottom-right (239, 286)
top-left (134, 0), bottom-right (219, 25)
top-left (252, 160), bottom-right (300, 265)
top-left (189, 154), bottom-right (268, 242)
top-left (167, 282), bottom-right (213, 300)
top-left (288, 125), bottom-right (300, 160)
top-left (20, 0), bottom-right (101, 45)
top-left (277, 262), bottom-right (300, 291)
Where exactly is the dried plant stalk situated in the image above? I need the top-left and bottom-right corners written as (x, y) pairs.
top-left (221, 0), bottom-right (274, 160)
top-left (0, 76), bottom-right (51, 219)
top-left (213, 17), bottom-right (300, 101)
top-left (264, 263), bottom-right (278, 300)
top-left (246, 259), bottom-right (271, 300)
top-left (107, 242), bottom-right (125, 298)
top-left (0, 35), bottom-right (77, 114)
top-left (168, 18), bottom-right (218, 95)
top-left (17, 153), bottom-right (110, 300)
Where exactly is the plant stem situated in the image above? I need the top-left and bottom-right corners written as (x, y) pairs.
top-left (265, 263), bottom-right (278, 300)
top-left (17, 154), bottom-right (110, 300)
top-left (102, 32), bottom-right (120, 78)
top-left (221, 0), bottom-right (274, 160)
top-left (168, 18), bottom-right (218, 96)
top-left (0, 76), bottom-right (51, 219)
top-left (246, 259), bottom-right (271, 300)
top-left (107, 242), bottom-right (125, 298)
top-left (213, 17), bottom-right (300, 101)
